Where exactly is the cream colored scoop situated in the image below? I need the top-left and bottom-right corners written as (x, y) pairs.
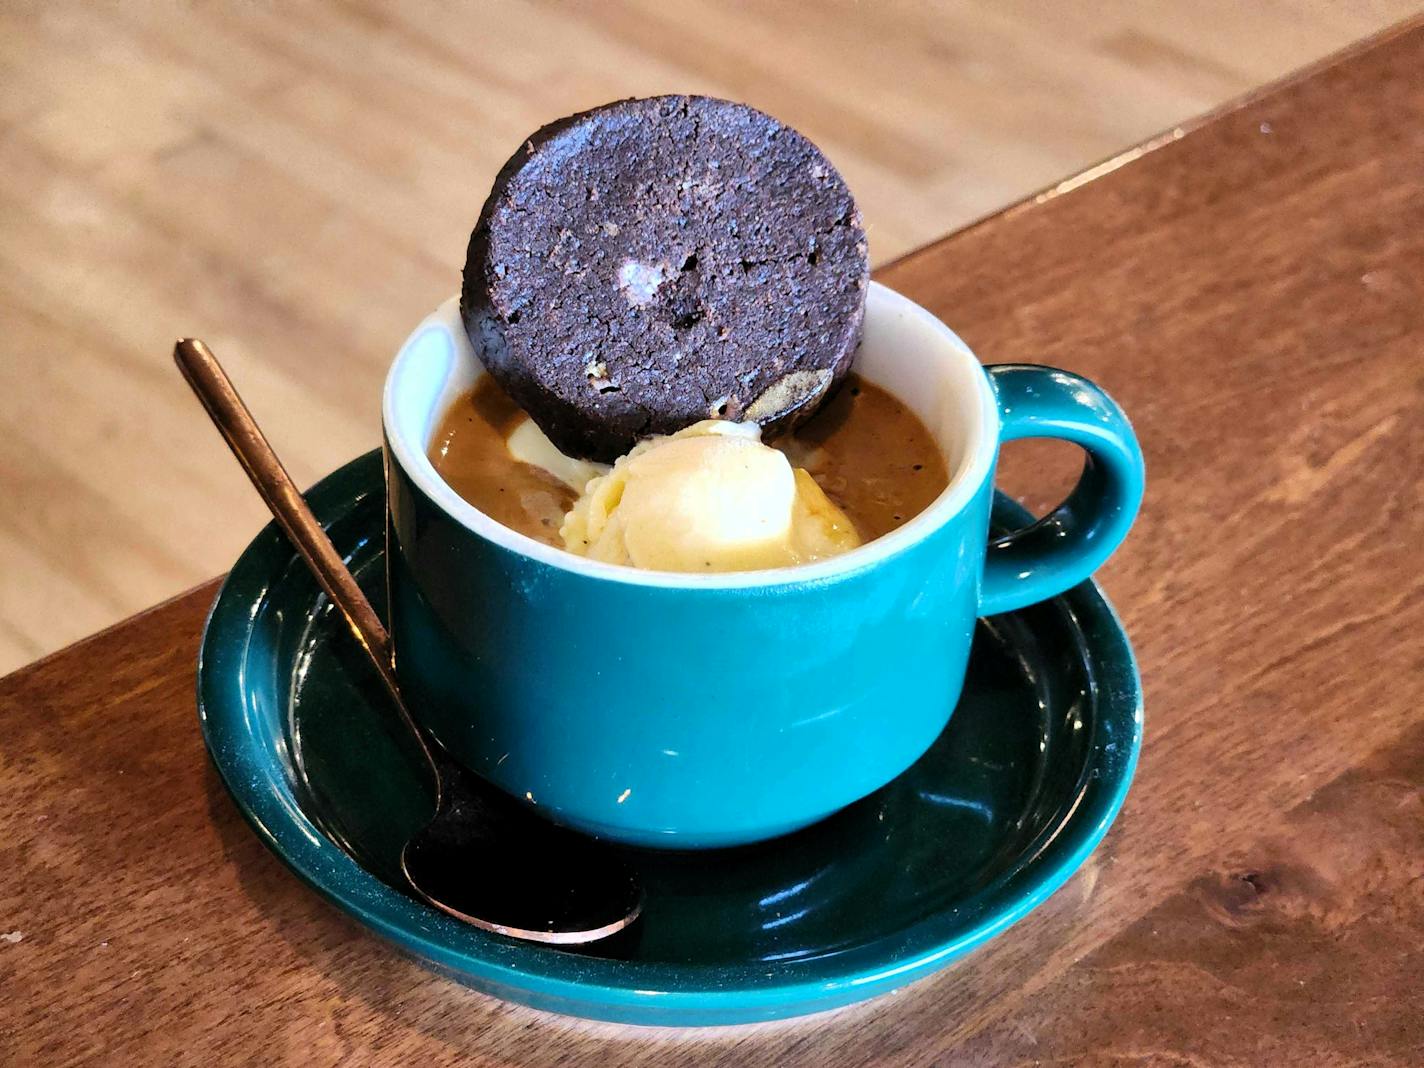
top-left (509, 416), bottom-right (860, 572)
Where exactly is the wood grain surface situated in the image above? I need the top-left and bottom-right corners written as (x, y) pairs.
top-left (1, 0), bottom-right (1418, 674)
top-left (5, 18), bottom-right (1424, 1067)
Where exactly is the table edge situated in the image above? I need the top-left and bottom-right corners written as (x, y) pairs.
top-left (876, 10), bottom-right (1424, 277)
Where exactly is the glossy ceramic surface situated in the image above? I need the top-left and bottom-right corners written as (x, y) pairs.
top-left (383, 288), bottom-right (1143, 847)
top-left (198, 451), bottom-right (1142, 1026)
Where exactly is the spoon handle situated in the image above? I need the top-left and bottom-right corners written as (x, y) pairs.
top-left (173, 339), bottom-right (434, 776)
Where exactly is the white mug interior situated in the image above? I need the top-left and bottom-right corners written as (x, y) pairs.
top-left (383, 281), bottom-right (999, 588)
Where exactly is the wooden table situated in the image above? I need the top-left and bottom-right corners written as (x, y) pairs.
top-left (4, 21), bottom-right (1422, 1066)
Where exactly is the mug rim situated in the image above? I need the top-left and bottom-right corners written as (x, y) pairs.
top-left (382, 281), bottom-right (999, 590)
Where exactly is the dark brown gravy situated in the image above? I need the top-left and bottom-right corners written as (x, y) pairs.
top-left (429, 373), bottom-right (948, 549)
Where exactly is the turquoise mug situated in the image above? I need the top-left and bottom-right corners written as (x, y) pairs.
top-left (383, 283), bottom-right (1143, 848)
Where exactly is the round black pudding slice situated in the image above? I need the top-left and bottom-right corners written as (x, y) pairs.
top-left (461, 95), bottom-right (869, 462)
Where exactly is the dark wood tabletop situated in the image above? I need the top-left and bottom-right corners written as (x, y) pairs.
top-left (4, 20), bottom-right (1423, 1066)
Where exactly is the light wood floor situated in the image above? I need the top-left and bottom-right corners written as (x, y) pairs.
top-left (1, 1), bottom-right (1416, 674)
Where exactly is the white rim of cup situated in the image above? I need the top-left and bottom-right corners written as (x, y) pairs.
top-left (382, 281), bottom-right (1000, 589)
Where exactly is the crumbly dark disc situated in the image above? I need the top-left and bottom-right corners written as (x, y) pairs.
top-left (461, 95), bottom-right (869, 462)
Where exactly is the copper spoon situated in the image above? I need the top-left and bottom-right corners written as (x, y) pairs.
top-left (175, 338), bottom-right (641, 944)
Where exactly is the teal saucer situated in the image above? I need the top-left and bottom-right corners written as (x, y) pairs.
top-left (198, 450), bottom-right (1142, 1026)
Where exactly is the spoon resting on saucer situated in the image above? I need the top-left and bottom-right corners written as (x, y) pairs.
top-left (174, 338), bottom-right (641, 944)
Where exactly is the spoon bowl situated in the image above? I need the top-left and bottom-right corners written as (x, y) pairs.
top-left (400, 758), bottom-right (642, 942)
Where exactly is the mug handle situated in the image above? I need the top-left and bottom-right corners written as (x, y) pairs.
top-left (979, 364), bottom-right (1145, 616)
